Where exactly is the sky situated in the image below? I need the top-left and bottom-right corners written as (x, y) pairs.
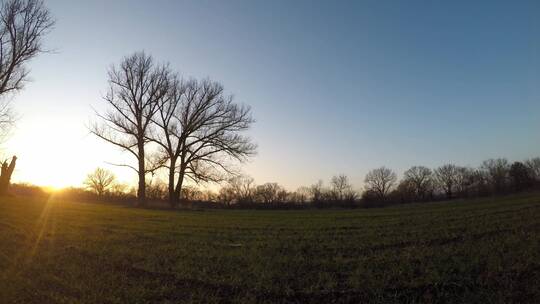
top-left (5, 0), bottom-right (540, 191)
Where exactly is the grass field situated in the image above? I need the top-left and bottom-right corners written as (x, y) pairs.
top-left (1, 193), bottom-right (539, 303)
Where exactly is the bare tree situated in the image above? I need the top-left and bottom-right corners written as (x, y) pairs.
top-left (454, 166), bottom-right (475, 197)
top-left (0, 0), bottom-right (53, 95)
top-left (218, 186), bottom-right (236, 205)
top-left (364, 167), bottom-right (397, 199)
top-left (509, 161), bottom-right (534, 192)
top-left (481, 158), bottom-right (510, 193)
top-left (290, 186), bottom-right (310, 204)
top-left (0, 0), bottom-right (53, 195)
top-left (395, 178), bottom-right (416, 203)
top-left (330, 174), bottom-right (356, 201)
top-left (330, 174), bottom-right (348, 201)
top-left (403, 166), bottom-right (433, 200)
top-left (435, 164), bottom-right (459, 199)
top-left (151, 77), bottom-right (256, 207)
top-left (91, 52), bottom-right (170, 205)
top-left (145, 178), bottom-right (168, 201)
top-left (254, 183), bottom-right (284, 204)
top-left (309, 180), bottom-right (324, 203)
top-left (180, 185), bottom-right (203, 202)
top-left (525, 157), bottom-right (540, 182)
top-left (84, 168), bottom-right (116, 197)
top-left (228, 174), bottom-right (255, 203)
top-left (110, 182), bottom-right (130, 198)
top-left (0, 97), bottom-right (14, 143)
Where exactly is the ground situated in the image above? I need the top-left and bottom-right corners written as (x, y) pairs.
top-left (1, 193), bottom-right (539, 303)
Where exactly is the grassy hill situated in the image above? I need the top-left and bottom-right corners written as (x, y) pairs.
top-left (1, 193), bottom-right (539, 303)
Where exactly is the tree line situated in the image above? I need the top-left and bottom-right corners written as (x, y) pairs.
top-left (76, 156), bottom-right (540, 209)
top-left (215, 157), bottom-right (540, 207)
top-left (360, 158), bottom-right (540, 206)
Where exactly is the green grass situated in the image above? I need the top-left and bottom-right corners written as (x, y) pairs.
top-left (1, 193), bottom-right (539, 303)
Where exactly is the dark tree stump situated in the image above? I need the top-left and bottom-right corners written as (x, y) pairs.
top-left (0, 156), bottom-right (16, 195)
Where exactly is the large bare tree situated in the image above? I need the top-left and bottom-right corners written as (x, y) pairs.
top-left (91, 52), bottom-right (170, 205)
top-left (364, 167), bottom-right (397, 199)
top-left (150, 77), bottom-right (256, 207)
top-left (0, 0), bottom-right (53, 195)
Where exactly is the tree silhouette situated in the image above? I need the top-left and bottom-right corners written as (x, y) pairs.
top-left (403, 166), bottom-right (433, 200)
top-left (151, 77), bottom-right (256, 207)
top-left (525, 157), bottom-right (540, 182)
top-left (330, 174), bottom-right (356, 202)
top-left (364, 167), bottom-right (397, 199)
top-left (254, 183), bottom-right (285, 204)
top-left (91, 52), bottom-right (171, 206)
top-left (84, 168), bottom-right (116, 197)
top-left (509, 162), bottom-right (533, 191)
top-left (0, 0), bottom-right (53, 195)
top-left (309, 180), bottom-right (324, 203)
top-left (435, 164), bottom-right (459, 199)
top-left (217, 174), bottom-right (255, 205)
top-left (481, 158), bottom-right (510, 193)
top-left (0, 0), bottom-right (54, 95)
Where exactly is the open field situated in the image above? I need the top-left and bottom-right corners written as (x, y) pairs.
top-left (1, 194), bottom-right (539, 303)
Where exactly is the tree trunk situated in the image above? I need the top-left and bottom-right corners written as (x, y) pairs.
top-left (137, 141), bottom-right (146, 206)
top-left (168, 158), bottom-right (177, 208)
top-left (174, 165), bottom-right (186, 207)
top-left (0, 156), bottom-right (16, 196)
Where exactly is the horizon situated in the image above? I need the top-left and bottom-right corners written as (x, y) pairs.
top-left (4, 0), bottom-right (540, 190)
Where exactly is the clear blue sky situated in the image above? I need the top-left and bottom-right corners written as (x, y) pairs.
top-left (8, 0), bottom-right (540, 190)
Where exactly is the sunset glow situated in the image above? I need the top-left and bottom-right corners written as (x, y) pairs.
top-left (2, 0), bottom-right (538, 192)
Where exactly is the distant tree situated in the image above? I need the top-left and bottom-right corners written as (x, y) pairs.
top-left (150, 77), bottom-right (256, 207)
top-left (91, 52), bottom-right (171, 206)
top-left (199, 189), bottom-right (217, 202)
top-left (309, 180), bottom-right (325, 203)
top-left (180, 185), bottom-right (203, 202)
top-left (254, 183), bottom-right (284, 204)
top-left (525, 157), bottom-right (540, 183)
top-left (110, 182), bottom-right (130, 198)
top-left (394, 179), bottom-right (416, 203)
top-left (509, 162), bottom-right (534, 192)
top-left (469, 169), bottom-right (491, 197)
top-left (218, 185), bottom-right (235, 206)
top-left (435, 164), bottom-right (459, 199)
top-left (0, 0), bottom-right (54, 195)
top-left (228, 175), bottom-right (255, 203)
top-left (364, 167), bottom-right (397, 199)
top-left (403, 166), bottom-right (433, 200)
top-left (330, 174), bottom-right (352, 201)
top-left (454, 166), bottom-right (475, 197)
top-left (276, 187), bottom-right (289, 203)
top-left (481, 158), bottom-right (510, 193)
top-left (84, 168), bottom-right (116, 197)
top-left (145, 178), bottom-right (168, 201)
top-left (290, 186), bottom-right (310, 204)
